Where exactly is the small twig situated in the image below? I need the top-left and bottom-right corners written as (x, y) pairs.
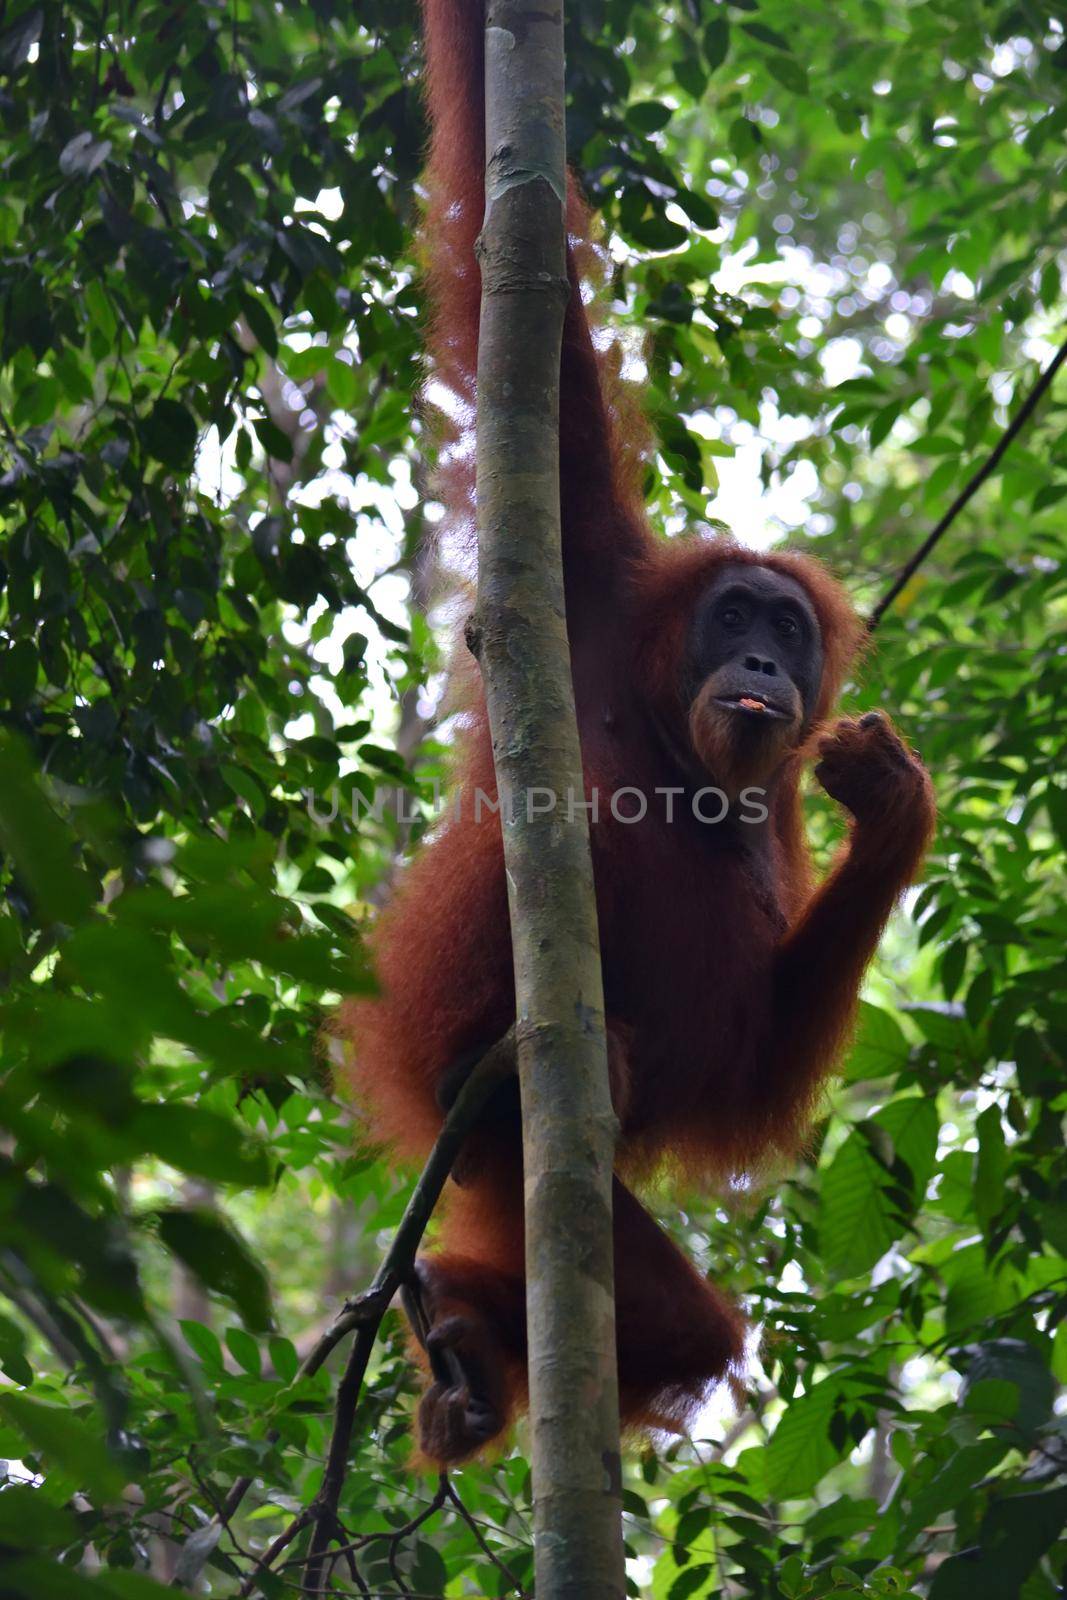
top-left (300, 1030), bottom-right (516, 1596)
top-left (154, 62), bottom-right (177, 132)
top-left (443, 1475), bottom-right (527, 1595)
top-left (339, 1543), bottom-right (370, 1596)
top-left (238, 1509), bottom-right (313, 1596)
top-left (869, 333), bottom-right (1067, 629)
top-left (185, 1032), bottom-right (516, 1595)
top-left (386, 1523), bottom-right (407, 1591)
top-left (300, 1335), bottom-right (376, 1593)
top-left (276, 1476), bottom-right (447, 1572)
top-left (361, 1469), bottom-right (533, 1548)
top-left (183, 1455), bottom-right (264, 1575)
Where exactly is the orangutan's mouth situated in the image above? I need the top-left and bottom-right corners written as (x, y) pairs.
top-left (714, 693), bottom-right (791, 722)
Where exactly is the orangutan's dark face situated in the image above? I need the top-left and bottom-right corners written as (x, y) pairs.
top-left (686, 564), bottom-right (824, 791)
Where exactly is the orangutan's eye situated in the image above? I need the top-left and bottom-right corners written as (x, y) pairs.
top-left (776, 615), bottom-right (798, 637)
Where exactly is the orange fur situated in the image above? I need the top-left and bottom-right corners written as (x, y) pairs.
top-left (337, 0), bottom-right (935, 1465)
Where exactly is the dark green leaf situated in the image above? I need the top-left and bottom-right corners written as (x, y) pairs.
top-left (0, 1394), bottom-right (125, 1497)
top-left (141, 399), bottom-right (198, 469)
top-left (155, 1207), bottom-right (272, 1331)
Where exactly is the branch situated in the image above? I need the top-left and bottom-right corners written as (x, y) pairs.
top-left (442, 1475), bottom-right (526, 1595)
top-left (868, 334), bottom-right (1067, 630)
top-left (299, 1029), bottom-right (514, 1594)
top-left (180, 1032), bottom-right (515, 1597)
top-left (271, 1476), bottom-right (452, 1598)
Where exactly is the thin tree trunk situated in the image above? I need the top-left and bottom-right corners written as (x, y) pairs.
top-left (469, 3), bottom-right (625, 1594)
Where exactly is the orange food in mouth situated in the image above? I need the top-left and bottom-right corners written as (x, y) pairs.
top-left (738, 696), bottom-right (768, 712)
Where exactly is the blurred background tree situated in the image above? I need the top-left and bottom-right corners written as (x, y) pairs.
top-left (0, 0), bottom-right (1065, 1595)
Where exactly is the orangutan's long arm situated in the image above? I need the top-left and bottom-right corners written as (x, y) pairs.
top-left (771, 712), bottom-right (936, 1083)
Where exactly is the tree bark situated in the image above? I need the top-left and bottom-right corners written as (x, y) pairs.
top-left (470, 3), bottom-right (625, 1595)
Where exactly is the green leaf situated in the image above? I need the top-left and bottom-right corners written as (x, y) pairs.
top-left (409, 1540), bottom-right (449, 1593)
top-left (844, 1002), bottom-right (910, 1081)
top-left (764, 55), bottom-right (810, 94)
top-left (870, 399), bottom-right (906, 448)
top-left (0, 737), bottom-right (95, 923)
top-left (327, 356), bottom-right (360, 408)
top-left (220, 762), bottom-right (269, 818)
top-left (628, 101), bottom-right (673, 134)
top-left (0, 1558), bottom-right (103, 1600)
top-left (180, 1319), bottom-right (224, 1372)
top-left (141, 398), bottom-right (198, 469)
top-left (930, 1487), bottom-right (1067, 1599)
top-left (673, 55), bottom-right (707, 100)
top-left (155, 1207), bottom-right (272, 1331)
top-left (132, 1104), bottom-right (272, 1187)
top-left (944, 1243), bottom-right (1015, 1334)
top-left (819, 1125), bottom-right (900, 1276)
top-left (252, 416), bottom-right (295, 463)
top-left (896, 1440), bottom-right (1007, 1552)
top-left (0, 1486), bottom-right (77, 1551)
top-left (873, 1095), bottom-right (939, 1200)
top-left (0, 1560), bottom-right (183, 1600)
top-left (1032, 481), bottom-right (1067, 512)
top-left (938, 940), bottom-right (967, 1001)
top-left (226, 1325), bottom-right (261, 1376)
top-left (806, 1495), bottom-right (879, 1545)
top-left (765, 1378), bottom-right (843, 1498)
top-left (703, 18), bottom-right (729, 69)
top-left (964, 965), bottom-right (993, 1030)
top-left (0, 1313), bottom-right (33, 1386)
top-left (241, 293), bottom-right (279, 357)
top-left (626, 211), bottom-right (689, 252)
top-left (741, 21), bottom-right (791, 50)
top-left (269, 1334), bottom-right (300, 1383)
top-left (974, 1104), bottom-right (1007, 1229)
top-left (960, 1340), bottom-right (1054, 1439)
top-left (675, 188), bottom-right (718, 230)
top-left (728, 116), bottom-right (759, 157)
top-left (5, 638), bottom-right (38, 706)
top-left (668, 1566), bottom-right (715, 1599)
top-left (102, 1575), bottom-right (194, 1599)
top-left (0, 1394), bottom-right (126, 1497)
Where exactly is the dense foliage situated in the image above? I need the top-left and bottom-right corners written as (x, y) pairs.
top-left (0, 0), bottom-right (1065, 1595)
